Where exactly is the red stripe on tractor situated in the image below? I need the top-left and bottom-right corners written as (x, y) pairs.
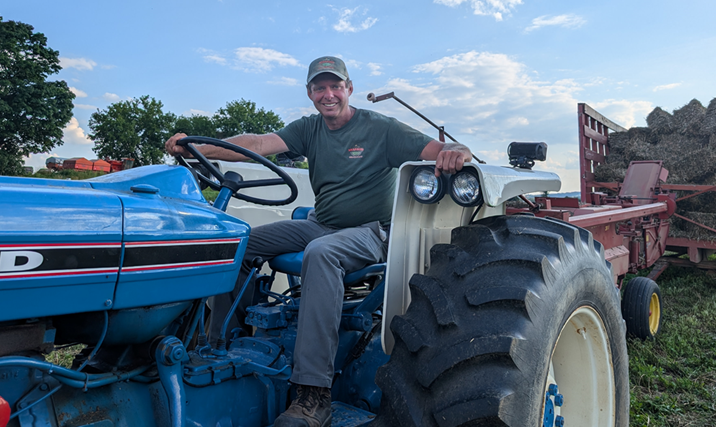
top-left (124, 238), bottom-right (242, 246)
top-left (0, 242), bottom-right (120, 249)
top-left (0, 268), bottom-right (120, 280)
top-left (121, 260), bottom-right (234, 272)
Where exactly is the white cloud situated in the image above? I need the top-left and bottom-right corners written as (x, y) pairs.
top-left (333, 7), bottom-right (378, 33)
top-left (653, 82), bottom-right (682, 92)
top-left (184, 109), bottom-right (213, 117)
top-left (205, 55), bottom-right (228, 65)
top-left (198, 48), bottom-right (228, 65)
top-left (434, 0), bottom-right (467, 6)
top-left (410, 51), bottom-right (581, 113)
top-left (435, 0), bottom-right (522, 21)
top-left (103, 93), bottom-right (121, 102)
top-left (362, 50), bottom-right (590, 191)
top-left (506, 116), bottom-right (529, 127)
top-left (63, 117), bottom-right (93, 145)
top-left (367, 63), bottom-right (383, 76)
top-left (69, 87), bottom-right (87, 98)
top-left (234, 47), bottom-right (301, 72)
top-left (74, 104), bottom-right (97, 110)
top-left (280, 106), bottom-right (319, 123)
top-left (590, 99), bottom-right (653, 128)
top-left (60, 57), bottom-right (97, 71)
top-left (525, 14), bottom-right (587, 32)
top-left (269, 76), bottom-right (301, 86)
top-left (343, 58), bottom-right (362, 70)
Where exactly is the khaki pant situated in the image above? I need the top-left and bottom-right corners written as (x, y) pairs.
top-left (209, 210), bottom-right (387, 388)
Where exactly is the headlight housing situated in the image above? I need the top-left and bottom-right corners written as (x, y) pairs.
top-left (409, 166), bottom-right (446, 204)
top-left (449, 169), bottom-right (483, 207)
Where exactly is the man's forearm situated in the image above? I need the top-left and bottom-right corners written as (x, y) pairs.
top-left (195, 134), bottom-right (267, 161)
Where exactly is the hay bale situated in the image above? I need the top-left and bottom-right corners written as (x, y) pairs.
top-left (646, 107), bottom-right (675, 134)
top-left (593, 97), bottom-right (716, 240)
top-left (703, 98), bottom-right (716, 135)
top-left (673, 99), bottom-right (706, 133)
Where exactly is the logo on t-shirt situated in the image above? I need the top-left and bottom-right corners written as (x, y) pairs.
top-left (348, 145), bottom-right (364, 159)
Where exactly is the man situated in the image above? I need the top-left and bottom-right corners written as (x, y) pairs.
top-left (166, 56), bottom-right (472, 427)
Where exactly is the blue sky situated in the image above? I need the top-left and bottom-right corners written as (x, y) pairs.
top-left (6, 0), bottom-right (716, 191)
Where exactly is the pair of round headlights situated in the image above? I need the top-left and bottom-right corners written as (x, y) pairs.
top-left (409, 166), bottom-right (483, 207)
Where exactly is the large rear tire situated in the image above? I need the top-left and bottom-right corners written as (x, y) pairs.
top-left (374, 215), bottom-right (629, 426)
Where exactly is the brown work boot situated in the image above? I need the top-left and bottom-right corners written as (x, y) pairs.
top-left (274, 384), bottom-right (332, 427)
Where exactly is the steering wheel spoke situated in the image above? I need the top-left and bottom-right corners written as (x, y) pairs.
top-left (176, 136), bottom-right (299, 206)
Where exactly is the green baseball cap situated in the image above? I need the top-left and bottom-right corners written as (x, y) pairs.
top-left (307, 56), bottom-right (349, 84)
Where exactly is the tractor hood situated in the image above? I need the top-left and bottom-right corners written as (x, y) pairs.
top-left (0, 165), bottom-right (250, 322)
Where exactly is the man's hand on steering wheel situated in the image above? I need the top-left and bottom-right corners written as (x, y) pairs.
top-left (172, 135), bottom-right (299, 207)
top-left (166, 133), bottom-right (192, 157)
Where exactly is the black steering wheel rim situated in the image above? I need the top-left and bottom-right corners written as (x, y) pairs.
top-left (175, 136), bottom-right (299, 206)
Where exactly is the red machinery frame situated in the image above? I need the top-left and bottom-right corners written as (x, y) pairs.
top-left (508, 103), bottom-right (716, 284)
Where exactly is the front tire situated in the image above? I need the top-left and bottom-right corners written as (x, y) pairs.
top-left (374, 215), bottom-right (629, 426)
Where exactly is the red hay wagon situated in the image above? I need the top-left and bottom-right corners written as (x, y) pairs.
top-left (508, 103), bottom-right (716, 338)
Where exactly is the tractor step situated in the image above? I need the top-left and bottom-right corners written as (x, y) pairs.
top-left (331, 401), bottom-right (375, 426)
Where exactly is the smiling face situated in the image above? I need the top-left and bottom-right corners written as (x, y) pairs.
top-left (307, 73), bottom-right (354, 128)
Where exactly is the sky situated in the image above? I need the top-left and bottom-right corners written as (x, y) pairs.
top-left (5, 0), bottom-right (716, 192)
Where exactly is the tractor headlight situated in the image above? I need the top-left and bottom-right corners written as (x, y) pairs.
top-left (409, 166), bottom-right (446, 204)
top-left (449, 169), bottom-right (483, 207)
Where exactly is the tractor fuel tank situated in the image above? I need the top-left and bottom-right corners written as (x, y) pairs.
top-left (0, 165), bottom-right (249, 323)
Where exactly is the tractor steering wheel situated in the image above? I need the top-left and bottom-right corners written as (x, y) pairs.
top-left (175, 136), bottom-right (298, 206)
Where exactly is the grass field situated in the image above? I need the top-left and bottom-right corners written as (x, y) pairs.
top-left (627, 266), bottom-right (716, 426)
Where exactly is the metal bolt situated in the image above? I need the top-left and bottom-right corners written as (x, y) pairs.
top-left (554, 394), bottom-right (564, 407)
top-left (39, 383), bottom-right (49, 391)
top-left (555, 415), bottom-right (565, 426)
top-left (548, 383), bottom-right (559, 396)
top-left (171, 346), bottom-right (185, 361)
top-left (104, 299), bottom-right (112, 307)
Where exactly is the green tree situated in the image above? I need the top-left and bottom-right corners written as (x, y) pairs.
top-left (213, 99), bottom-right (284, 139)
top-left (89, 95), bottom-right (176, 166)
top-left (0, 17), bottom-right (75, 175)
top-left (173, 114), bottom-right (216, 137)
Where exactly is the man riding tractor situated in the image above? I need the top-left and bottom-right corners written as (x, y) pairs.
top-left (165, 56), bottom-right (472, 427)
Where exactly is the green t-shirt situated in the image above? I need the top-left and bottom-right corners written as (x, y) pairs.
top-left (276, 108), bottom-right (432, 228)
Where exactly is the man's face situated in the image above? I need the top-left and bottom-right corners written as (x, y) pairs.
top-left (307, 74), bottom-right (353, 120)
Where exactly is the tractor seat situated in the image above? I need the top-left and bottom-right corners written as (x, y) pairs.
top-left (269, 253), bottom-right (385, 286)
top-left (268, 207), bottom-right (386, 286)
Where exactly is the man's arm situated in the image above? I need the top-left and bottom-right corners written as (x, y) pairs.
top-left (165, 132), bottom-right (289, 162)
top-left (420, 140), bottom-right (473, 177)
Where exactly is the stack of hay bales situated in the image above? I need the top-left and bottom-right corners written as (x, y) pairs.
top-left (594, 98), bottom-right (716, 241)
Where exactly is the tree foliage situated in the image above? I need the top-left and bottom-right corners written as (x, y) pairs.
top-left (213, 99), bottom-right (284, 139)
top-left (173, 114), bottom-right (216, 137)
top-left (0, 17), bottom-right (75, 175)
top-left (89, 95), bottom-right (176, 167)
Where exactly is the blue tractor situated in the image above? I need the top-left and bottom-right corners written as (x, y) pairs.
top-left (0, 138), bottom-right (629, 426)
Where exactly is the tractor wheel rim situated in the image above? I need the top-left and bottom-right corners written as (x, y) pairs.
top-left (548, 306), bottom-right (615, 426)
top-left (649, 293), bottom-right (661, 335)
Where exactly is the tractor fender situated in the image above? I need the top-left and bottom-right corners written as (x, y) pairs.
top-left (382, 161), bottom-right (561, 354)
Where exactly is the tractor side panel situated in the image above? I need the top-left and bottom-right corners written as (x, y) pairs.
top-left (112, 196), bottom-right (250, 309)
top-left (0, 182), bottom-right (122, 322)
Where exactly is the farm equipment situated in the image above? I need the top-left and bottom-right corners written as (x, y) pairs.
top-left (45, 157), bottom-right (134, 173)
top-left (504, 102), bottom-right (716, 340)
top-left (0, 128), bottom-right (630, 426)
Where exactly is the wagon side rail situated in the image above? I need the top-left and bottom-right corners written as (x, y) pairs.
top-left (578, 103), bottom-right (627, 203)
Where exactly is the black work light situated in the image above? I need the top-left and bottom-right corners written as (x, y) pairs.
top-left (449, 169), bottom-right (483, 207)
top-left (409, 166), bottom-right (446, 204)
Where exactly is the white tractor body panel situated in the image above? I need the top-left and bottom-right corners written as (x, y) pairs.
top-left (381, 161), bottom-right (561, 353)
